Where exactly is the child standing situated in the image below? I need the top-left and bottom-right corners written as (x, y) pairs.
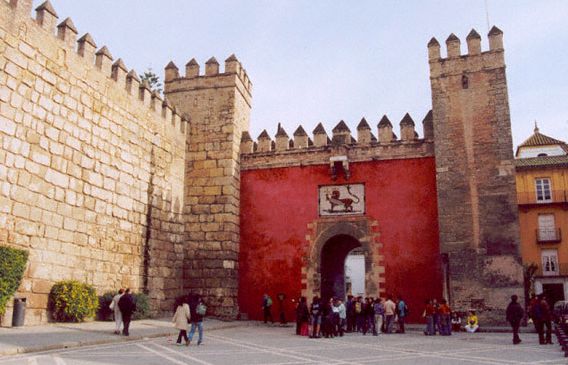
top-left (172, 297), bottom-right (191, 345)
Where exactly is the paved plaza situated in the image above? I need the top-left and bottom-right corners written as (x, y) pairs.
top-left (0, 325), bottom-right (565, 365)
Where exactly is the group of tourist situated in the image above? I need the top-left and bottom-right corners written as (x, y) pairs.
top-left (284, 294), bottom-right (492, 339)
top-left (421, 298), bottom-right (478, 335)
top-left (292, 295), bottom-right (408, 338)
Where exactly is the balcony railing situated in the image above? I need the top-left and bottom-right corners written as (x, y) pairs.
top-left (535, 263), bottom-right (568, 277)
top-left (517, 190), bottom-right (568, 205)
top-left (536, 228), bottom-right (562, 243)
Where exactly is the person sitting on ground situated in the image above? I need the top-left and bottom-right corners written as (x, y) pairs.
top-left (451, 311), bottom-right (462, 332)
top-left (465, 310), bottom-right (479, 333)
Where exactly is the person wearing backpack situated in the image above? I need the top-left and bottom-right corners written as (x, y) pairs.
top-left (188, 295), bottom-right (206, 345)
top-left (262, 294), bottom-right (274, 324)
top-left (396, 296), bottom-right (408, 333)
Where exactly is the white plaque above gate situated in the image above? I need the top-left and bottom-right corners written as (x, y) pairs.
top-left (318, 184), bottom-right (365, 216)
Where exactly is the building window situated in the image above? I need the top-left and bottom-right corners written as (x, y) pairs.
top-left (541, 249), bottom-right (558, 276)
top-left (535, 178), bottom-right (552, 203)
top-left (538, 214), bottom-right (557, 241)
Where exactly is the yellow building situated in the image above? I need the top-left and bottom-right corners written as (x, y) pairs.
top-left (516, 125), bottom-right (568, 304)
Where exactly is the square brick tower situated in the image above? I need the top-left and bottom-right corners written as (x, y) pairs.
top-left (164, 56), bottom-right (252, 318)
top-left (429, 27), bottom-right (523, 323)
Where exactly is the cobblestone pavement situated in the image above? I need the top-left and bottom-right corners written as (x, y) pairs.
top-left (0, 325), bottom-right (564, 365)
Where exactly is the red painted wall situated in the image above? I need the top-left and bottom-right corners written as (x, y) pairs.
top-left (239, 157), bottom-right (443, 322)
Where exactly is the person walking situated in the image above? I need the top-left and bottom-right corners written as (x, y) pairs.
top-left (118, 288), bottom-right (136, 336)
top-left (384, 295), bottom-right (396, 334)
top-left (373, 297), bottom-right (385, 335)
top-left (529, 293), bottom-right (543, 343)
top-left (172, 297), bottom-right (191, 346)
top-left (336, 298), bottom-right (346, 337)
top-left (310, 296), bottom-right (321, 338)
top-left (423, 299), bottom-right (435, 335)
top-left (539, 295), bottom-right (553, 345)
top-left (295, 297), bottom-right (309, 336)
top-left (188, 295), bottom-right (206, 345)
top-left (363, 297), bottom-right (375, 335)
top-left (506, 295), bottom-right (524, 345)
top-left (262, 294), bottom-right (274, 324)
top-left (396, 296), bottom-right (408, 334)
top-left (438, 299), bottom-right (451, 335)
top-left (109, 288), bottom-right (124, 334)
top-left (432, 298), bottom-right (440, 334)
top-left (355, 297), bottom-right (364, 332)
top-left (346, 295), bottom-right (355, 332)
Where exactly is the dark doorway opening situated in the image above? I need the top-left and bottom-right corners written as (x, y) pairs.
top-left (321, 234), bottom-right (362, 301)
top-left (542, 283), bottom-right (565, 307)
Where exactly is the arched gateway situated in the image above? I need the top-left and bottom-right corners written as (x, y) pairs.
top-left (303, 217), bottom-right (384, 301)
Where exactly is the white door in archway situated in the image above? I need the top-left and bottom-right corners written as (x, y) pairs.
top-left (345, 253), bottom-right (365, 297)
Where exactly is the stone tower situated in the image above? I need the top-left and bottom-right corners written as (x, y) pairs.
top-left (429, 27), bottom-right (523, 323)
top-left (164, 55), bottom-right (252, 318)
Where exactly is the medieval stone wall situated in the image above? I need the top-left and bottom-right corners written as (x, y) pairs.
top-left (241, 113), bottom-right (434, 170)
top-left (0, 0), bottom-right (186, 325)
top-left (429, 28), bottom-right (523, 323)
top-left (164, 56), bottom-right (252, 318)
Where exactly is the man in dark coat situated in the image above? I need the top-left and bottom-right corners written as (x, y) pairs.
top-left (118, 288), bottom-right (136, 336)
top-left (539, 295), bottom-right (553, 344)
top-left (506, 295), bottom-right (524, 344)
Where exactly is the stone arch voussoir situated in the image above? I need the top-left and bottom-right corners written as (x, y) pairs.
top-left (302, 217), bottom-right (384, 301)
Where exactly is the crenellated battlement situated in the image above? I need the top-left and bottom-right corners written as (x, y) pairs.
top-left (241, 111), bottom-right (433, 155)
top-left (1, 0), bottom-right (187, 136)
top-left (241, 112), bottom-right (434, 170)
top-left (163, 54), bottom-right (252, 102)
top-left (428, 26), bottom-right (505, 78)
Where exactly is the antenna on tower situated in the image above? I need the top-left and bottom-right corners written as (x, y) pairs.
top-left (484, 0), bottom-right (491, 33)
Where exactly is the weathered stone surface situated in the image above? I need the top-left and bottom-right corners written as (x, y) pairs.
top-left (0, 2), bottom-right (186, 326)
top-left (164, 55), bottom-right (251, 319)
top-left (430, 31), bottom-right (523, 324)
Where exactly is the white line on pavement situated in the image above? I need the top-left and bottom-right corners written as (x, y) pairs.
top-left (209, 333), bottom-right (364, 365)
top-left (135, 343), bottom-right (192, 365)
top-left (149, 343), bottom-right (217, 365)
top-left (27, 357), bottom-right (38, 365)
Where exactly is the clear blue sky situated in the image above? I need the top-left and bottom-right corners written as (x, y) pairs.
top-left (42, 1), bottom-right (568, 148)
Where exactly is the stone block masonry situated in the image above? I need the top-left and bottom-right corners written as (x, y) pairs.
top-left (164, 57), bottom-right (252, 318)
top-left (0, 0), bottom-right (186, 325)
top-left (429, 28), bottom-right (523, 324)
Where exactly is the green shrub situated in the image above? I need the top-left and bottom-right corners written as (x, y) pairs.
top-left (132, 292), bottom-right (151, 320)
top-left (0, 246), bottom-right (28, 315)
top-left (97, 291), bottom-right (116, 321)
top-left (48, 280), bottom-right (98, 322)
